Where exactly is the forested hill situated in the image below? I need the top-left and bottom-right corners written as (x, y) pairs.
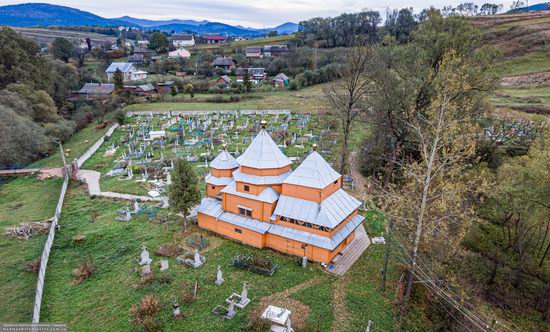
top-left (0, 3), bottom-right (131, 27)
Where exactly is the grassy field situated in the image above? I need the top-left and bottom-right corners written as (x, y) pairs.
top-left (191, 35), bottom-right (295, 52)
top-left (13, 27), bottom-right (116, 45)
top-left (498, 47), bottom-right (550, 76)
top-left (125, 84), bottom-right (328, 114)
top-left (0, 176), bottom-right (64, 322)
top-left (32, 121), bottom-right (113, 168)
top-left (40, 188), bottom-right (321, 330)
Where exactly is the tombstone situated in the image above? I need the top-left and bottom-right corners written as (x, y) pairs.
top-left (215, 265), bottom-right (224, 286)
top-left (127, 168), bottom-right (133, 180)
top-left (173, 301), bottom-right (182, 320)
top-left (160, 259), bottom-right (169, 271)
top-left (226, 300), bottom-right (236, 319)
top-left (116, 210), bottom-right (132, 222)
top-left (261, 305), bottom-right (293, 332)
top-left (141, 263), bottom-right (152, 276)
top-left (166, 173), bottom-right (172, 185)
top-left (133, 200), bottom-right (140, 213)
top-left (365, 320), bottom-right (372, 332)
top-left (226, 282), bottom-right (251, 308)
top-left (140, 245), bottom-right (153, 265)
top-left (302, 256), bottom-right (308, 268)
top-left (286, 318), bottom-right (293, 332)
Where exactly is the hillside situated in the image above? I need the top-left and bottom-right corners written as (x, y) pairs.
top-left (12, 27), bottom-right (116, 46)
top-left (0, 3), bottom-right (299, 36)
top-left (472, 11), bottom-right (550, 115)
top-left (0, 3), bottom-right (129, 27)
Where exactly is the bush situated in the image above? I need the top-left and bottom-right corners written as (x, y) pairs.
top-left (131, 295), bottom-right (162, 332)
top-left (72, 259), bottom-right (96, 284)
top-left (208, 95), bottom-right (225, 103)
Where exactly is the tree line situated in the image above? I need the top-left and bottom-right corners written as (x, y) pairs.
top-left (325, 10), bottom-right (548, 330)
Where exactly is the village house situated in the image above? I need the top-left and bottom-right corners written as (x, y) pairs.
top-left (272, 73), bottom-right (290, 88)
top-left (197, 121), bottom-right (365, 264)
top-left (132, 47), bottom-right (156, 59)
top-left (212, 57), bottom-right (237, 71)
top-left (216, 75), bottom-right (232, 87)
top-left (156, 81), bottom-right (176, 94)
top-left (135, 83), bottom-right (157, 96)
top-left (245, 47), bottom-right (263, 58)
top-left (168, 48), bottom-right (191, 59)
top-left (128, 54), bottom-right (144, 65)
top-left (73, 83), bottom-right (114, 100)
top-left (137, 40), bottom-right (149, 47)
top-left (236, 68), bottom-right (267, 82)
top-left (263, 45), bottom-right (289, 57)
top-left (172, 34), bottom-right (195, 47)
top-left (206, 35), bottom-right (227, 44)
top-left (106, 62), bottom-right (148, 82)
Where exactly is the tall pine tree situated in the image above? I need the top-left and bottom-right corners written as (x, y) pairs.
top-left (113, 68), bottom-right (124, 93)
top-left (167, 158), bottom-right (201, 232)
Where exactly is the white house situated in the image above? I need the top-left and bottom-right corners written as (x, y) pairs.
top-left (168, 48), bottom-right (191, 59)
top-left (172, 34), bottom-right (195, 47)
top-left (106, 62), bottom-right (148, 82)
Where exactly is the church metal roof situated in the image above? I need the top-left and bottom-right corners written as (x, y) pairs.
top-left (205, 174), bottom-right (233, 186)
top-left (283, 151), bottom-right (341, 189)
top-left (273, 189), bottom-right (361, 228)
top-left (210, 149), bottom-right (239, 170)
top-left (236, 129), bottom-right (292, 169)
top-left (232, 169), bottom-right (291, 185)
top-left (220, 181), bottom-right (280, 204)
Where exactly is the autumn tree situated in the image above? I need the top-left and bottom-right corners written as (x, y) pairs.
top-left (168, 158), bottom-right (201, 232)
top-left (324, 45), bottom-right (373, 175)
top-left (378, 50), bottom-right (494, 313)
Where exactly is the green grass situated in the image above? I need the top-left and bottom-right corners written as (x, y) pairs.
top-left (40, 188), bottom-right (326, 331)
top-left (0, 176), bottom-right (64, 322)
top-left (499, 48), bottom-right (550, 76)
top-left (290, 278), bottom-right (335, 331)
top-left (491, 85), bottom-right (550, 109)
top-left (124, 84), bottom-right (328, 114)
top-left (32, 123), bottom-right (113, 168)
top-left (191, 35), bottom-right (295, 52)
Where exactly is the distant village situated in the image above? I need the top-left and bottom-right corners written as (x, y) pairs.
top-left (69, 31), bottom-right (291, 101)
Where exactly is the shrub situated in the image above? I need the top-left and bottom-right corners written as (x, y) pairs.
top-left (208, 95), bottom-right (225, 103)
top-left (131, 295), bottom-right (162, 332)
top-left (72, 259), bottom-right (96, 284)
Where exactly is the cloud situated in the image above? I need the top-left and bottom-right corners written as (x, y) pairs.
top-left (3, 0), bottom-right (517, 27)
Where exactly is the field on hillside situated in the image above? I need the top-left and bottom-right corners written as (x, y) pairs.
top-left (12, 27), bottom-right (116, 45)
top-left (125, 84), bottom-right (328, 114)
top-left (472, 12), bottom-right (550, 114)
top-left (192, 35), bottom-right (295, 52)
top-left (0, 176), bottom-right (63, 322)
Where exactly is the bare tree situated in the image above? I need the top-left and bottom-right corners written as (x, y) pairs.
top-left (324, 45), bottom-right (373, 175)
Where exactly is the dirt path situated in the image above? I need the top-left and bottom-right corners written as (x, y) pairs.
top-left (331, 275), bottom-right (351, 332)
top-left (349, 151), bottom-right (368, 200)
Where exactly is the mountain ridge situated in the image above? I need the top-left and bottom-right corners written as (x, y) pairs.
top-left (0, 3), bottom-right (299, 35)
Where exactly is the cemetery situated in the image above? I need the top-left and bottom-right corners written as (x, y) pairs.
top-left (80, 110), bottom-right (343, 198)
top-left (0, 110), bottom-right (389, 331)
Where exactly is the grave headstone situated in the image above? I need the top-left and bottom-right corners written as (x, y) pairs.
top-left (140, 245), bottom-right (152, 265)
top-left (215, 265), bottom-right (224, 286)
top-left (160, 260), bottom-right (169, 271)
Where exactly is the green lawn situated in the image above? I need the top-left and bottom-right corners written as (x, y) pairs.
top-left (41, 188), bottom-right (326, 331)
top-left (124, 84), bottom-right (328, 114)
top-left (0, 176), bottom-right (64, 322)
top-left (191, 35), bottom-right (295, 52)
top-left (491, 85), bottom-right (550, 109)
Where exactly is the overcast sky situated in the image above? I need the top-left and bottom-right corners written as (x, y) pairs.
top-left (4, 0), bottom-right (516, 27)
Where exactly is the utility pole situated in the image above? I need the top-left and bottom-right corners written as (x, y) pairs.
top-left (380, 219), bottom-right (394, 292)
